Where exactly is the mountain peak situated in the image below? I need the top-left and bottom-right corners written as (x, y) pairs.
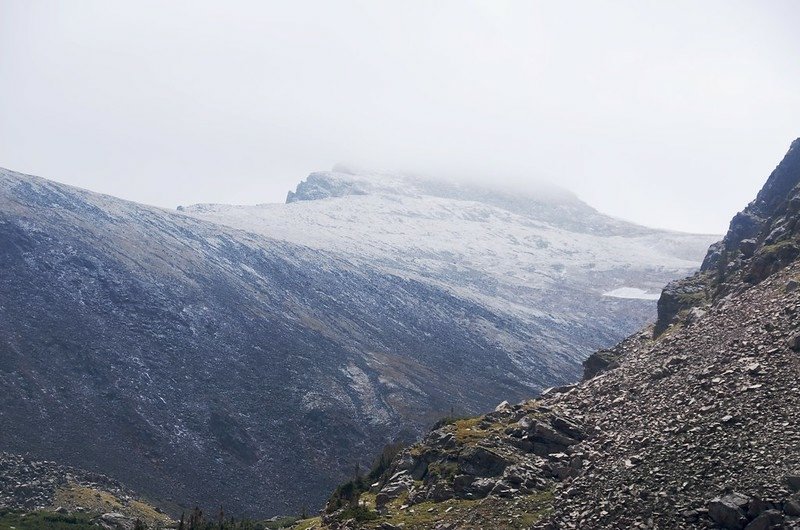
top-left (746, 136), bottom-right (800, 221)
top-left (283, 167), bottom-right (662, 236)
top-left (285, 171), bottom-right (375, 203)
top-left (285, 167), bottom-right (580, 207)
top-left (654, 137), bottom-right (800, 334)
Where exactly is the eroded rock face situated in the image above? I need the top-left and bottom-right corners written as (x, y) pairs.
top-left (582, 348), bottom-right (621, 380)
top-left (543, 262), bottom-right (800, 529)
top-left (708, 493), bottom-right (750, 529)
top-left (655, 275), bottom-right (710, 335)
top-left (95, 513), bottom-right (136, 530)
top-left (285, 172), bottom-right (372, 203)
top-left (654, 138), bottom-right (800, 335)
top-left (0, 452), bottom-right (123, 511)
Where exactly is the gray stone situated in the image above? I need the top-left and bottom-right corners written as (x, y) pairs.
top-left (687, 307), bottom-right (707, 324)
top-left (375, 492), bottom-right (390, 509)
top-left (494, 401), bottom-right (511, 412)
top-left (97, 513), bottom-right (135, 530)
top-left (457, 446), bottom-right (508, 477)
top-left (744, 510), bottom-right (783, 530)
top-left (783, 496), bottom-right (800, 516)
top-left (709, 493), bottom-right (750, 530)
top-left (490, 481), bottom-right (518, 498)
top-left (740, 238), bottom-right (758, 258)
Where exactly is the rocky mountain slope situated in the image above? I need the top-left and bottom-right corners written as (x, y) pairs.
top-left (301, 138), bottom-right (800, 530)
top-left (0, 451), bottom-right (172, 528)
top-left (0, 167), bottom-right (711, 518)
top-left (188, 168), bottom-right (717, 400)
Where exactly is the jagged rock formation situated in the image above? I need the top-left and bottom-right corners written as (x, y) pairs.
top-left (655, 138), bottom-right (800, 335)
top-left (316, 400), bottom-right (587, 529)
top-left (302, 138), bottom-right (800, 530)
top-left (1, 452), bottom-right (127, 511)
top-left (0, 167), bottom-right (711, 518)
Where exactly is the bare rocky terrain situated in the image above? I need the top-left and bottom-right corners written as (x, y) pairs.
top-left (0, 452), bottom-right (128, 511)
top-left (0, 452), bottom-right (172, 528)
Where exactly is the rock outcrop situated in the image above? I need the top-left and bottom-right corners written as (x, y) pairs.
top-left (544, 262), bottom-right (800, 529)
top-left (655, 138), bottom-right (800, 334)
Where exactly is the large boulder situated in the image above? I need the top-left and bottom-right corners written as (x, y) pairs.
top-left (95, 513), bottom-right (136, 530)
top-left (708, 493), bottom-right (750, 530)
top-left (457, 446), bottom-right (509, 477)
top-left (582, 349), bottom-right (621, 379)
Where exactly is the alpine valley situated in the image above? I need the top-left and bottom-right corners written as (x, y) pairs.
top-left (0, 164), bottom-right (716, 519)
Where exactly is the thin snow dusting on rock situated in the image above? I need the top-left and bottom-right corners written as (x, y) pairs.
top-left (0, 165), bottom-right (716, 518)
top-left (188, 167), bottom-right (717, 345)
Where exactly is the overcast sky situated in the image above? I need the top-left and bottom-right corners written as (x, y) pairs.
top-left (1, 1), bottom-right (798, 233)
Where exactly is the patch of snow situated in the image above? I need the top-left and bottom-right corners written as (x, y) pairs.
top-left (603, 287), bottom-right (661, 300)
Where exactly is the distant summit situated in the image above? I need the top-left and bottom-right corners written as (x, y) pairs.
top-left (286, 171), bottom-right (377, 203)
top-left (286, 166), bottom-right (578, 207)
top-left (283, 167), bottom-right (686, 236)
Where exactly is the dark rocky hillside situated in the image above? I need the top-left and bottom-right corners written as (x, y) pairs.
top-left (0, 169), bottom-right (550, 516)
top-left (0, 166), bottom-right (707, 518)
top-left (301, 138), bottom-right (800, 530)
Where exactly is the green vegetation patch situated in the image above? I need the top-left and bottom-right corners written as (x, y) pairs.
top-left (369, 488), bottom-right (554, 530)
top-left (380, 498), bottom-right (480, 528)
top-left (452, 417), bottom-right (487, 444)
top-left (760, 239), bottom-right (799, 257)
top-left (0, 510), bottom-right (99, 530)
top-left (427, 461), bottom-right (459, 481)
top-left (290, 517), bottom-right (321, 530)
top-left (333, 506), bottom-right (378, 523)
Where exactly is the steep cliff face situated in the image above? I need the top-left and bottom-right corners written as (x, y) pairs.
top-left (303, 139), bottom-right (800, 530)
top-left (655, 138), bottom-right (800, 335)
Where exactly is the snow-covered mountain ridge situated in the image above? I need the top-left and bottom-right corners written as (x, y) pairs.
top-left (188, 168), bottom-right (717, 334)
